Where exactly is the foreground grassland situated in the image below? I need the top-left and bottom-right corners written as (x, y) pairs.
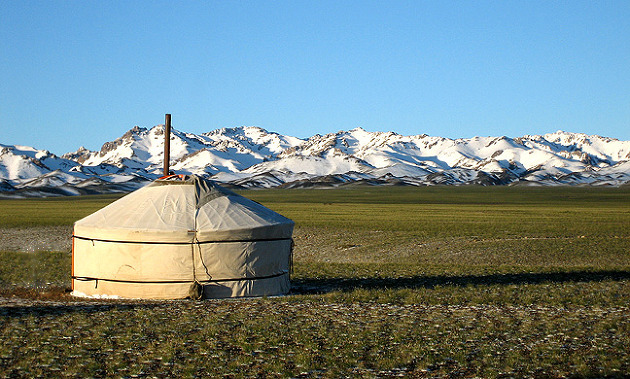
top-left (1, 186), bottom-right (630, 378)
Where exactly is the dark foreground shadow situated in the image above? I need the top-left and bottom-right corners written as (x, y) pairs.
top-left (0, 285), bottom-right (185, 317)
top-left (0, 299), bottom-right (170, 318)
top-left (3, 270), bottom-right (629, 316)
top-left (290, 270), bottom-right (630, 295)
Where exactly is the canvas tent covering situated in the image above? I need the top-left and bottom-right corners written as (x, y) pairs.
top-left (72, 175), bottom-right (294, 299)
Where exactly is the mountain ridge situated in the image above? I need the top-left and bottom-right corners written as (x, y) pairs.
top-left (1, 126), bottom-right (629, 197)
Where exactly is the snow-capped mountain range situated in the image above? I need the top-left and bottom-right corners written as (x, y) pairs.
top-left (2, 125), bottom-right (630, 197)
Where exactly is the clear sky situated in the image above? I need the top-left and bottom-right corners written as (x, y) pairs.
top-left (1, 1), bottom-right (629, 155)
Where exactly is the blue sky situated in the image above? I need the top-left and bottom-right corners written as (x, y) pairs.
top-left (1, 1), bottom-right (629, 155)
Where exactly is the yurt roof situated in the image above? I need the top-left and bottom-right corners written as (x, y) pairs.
top-left (74, 175), bottom-right (294, 243)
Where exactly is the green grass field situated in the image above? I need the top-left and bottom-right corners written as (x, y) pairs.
top-left (1, 186), bottom-right (630, 377)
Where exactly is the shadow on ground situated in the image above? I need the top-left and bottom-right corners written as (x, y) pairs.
top-left (0, 302), bottom-right (168, 318)
top-left (290, 270), bottom-right (630, 295)
top-left (0, 286), bottom-right (169, 317)
top-left (3, 271), bottom-right (629, 316)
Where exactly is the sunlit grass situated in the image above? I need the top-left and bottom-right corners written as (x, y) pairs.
top-left (1, 186), bottom-right (630, 377)
top-left (0, 194), bottom-right (123, 227)
top-left (1, 299), bottom-right (628, 378)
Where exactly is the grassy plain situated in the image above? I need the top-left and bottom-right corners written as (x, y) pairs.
top-left (1, 186), bottom-right (630, 377)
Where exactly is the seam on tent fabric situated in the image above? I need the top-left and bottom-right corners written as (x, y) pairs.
top-left (290, 238), bottom-right (295, 279)
top-left (72, 235), bottom-right (291, 245)
top-left (71, 271), bottom-right (288, 284)
top-left (191, 206), bottom-right (212, 282)
top-left (196, 237), bottom-right (212, 280)
top-left (192, 186), bottom-right (199, 285)
top-left (190, 238), bottom-right (197, 283)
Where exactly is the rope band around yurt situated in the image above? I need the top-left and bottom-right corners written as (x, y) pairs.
top-left (72, 235), bottom-right (292, 245)
top-left (72, 234), bottom-right (293, 297)
top-left (71, 271), bottom-right (289, 287)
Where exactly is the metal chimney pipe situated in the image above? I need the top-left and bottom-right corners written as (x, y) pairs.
top-left (164, 114), bottom-right (171, 176)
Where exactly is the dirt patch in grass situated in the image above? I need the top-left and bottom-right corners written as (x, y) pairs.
top-left (0, 286), bottom-right (72, 302)
top-left (0, 226), bottom-right (72, 253)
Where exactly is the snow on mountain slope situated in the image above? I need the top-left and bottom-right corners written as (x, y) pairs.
top-left (79, 125), bottom-right (304, 176)
top-left (0, 140), bottom-right (152, 197)
top-left (14, 170), bottom-right (85, 189)
top-left (246, 150), bottom-right (373, 176)
top-left (0, 144), bottom-right (78, 181)
top-left (1, 126), bottom-right (629, 196)
top-left (534, 131), bottom-right (630, 163)
top-left (202, 126), bottom-right (303, 157)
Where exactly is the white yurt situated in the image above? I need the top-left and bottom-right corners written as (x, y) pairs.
top-left (71, 174), bottom-right (294, 299)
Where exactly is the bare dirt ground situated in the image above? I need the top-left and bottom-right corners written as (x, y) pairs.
top-left (0, 226), bottom-right (72, 253)
top-left (0, 226), bottom-right (385, 258)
